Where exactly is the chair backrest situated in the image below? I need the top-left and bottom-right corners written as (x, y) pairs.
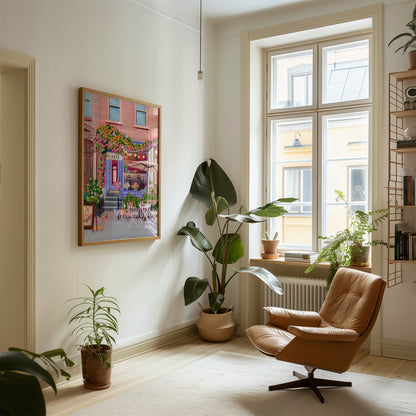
top-left (319, 268), bottom-right (385, 335)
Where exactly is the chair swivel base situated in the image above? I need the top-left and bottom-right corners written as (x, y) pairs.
top-left (269, 368), bottom-right (352, 403)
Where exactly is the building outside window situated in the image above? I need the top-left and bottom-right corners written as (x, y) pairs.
top-left (266, 35), bottom-right (371, 251)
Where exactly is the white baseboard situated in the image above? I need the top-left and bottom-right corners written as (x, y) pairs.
top-left (381, 338), bottom-right (416, 361)
top-left (113, 320), bottom-right (198, 363)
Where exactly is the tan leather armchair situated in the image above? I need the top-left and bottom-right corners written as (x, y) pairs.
top-left (246, 268), bottom-right (386, 403)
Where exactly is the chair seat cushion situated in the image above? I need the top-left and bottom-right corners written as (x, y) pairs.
top-left (246, 324), bottom-right (295, 356)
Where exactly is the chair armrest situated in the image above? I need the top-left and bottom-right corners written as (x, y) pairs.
top-left (264, 307), bottom-right (321, 329)
top-left (287, 325), bottom-right (359, 342)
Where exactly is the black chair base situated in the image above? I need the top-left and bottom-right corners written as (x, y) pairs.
top-left (269, 368), bottom-right (352, 403)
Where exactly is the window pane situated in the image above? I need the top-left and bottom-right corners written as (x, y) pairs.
top-left (109, 98), bottom-right (120, 121)
top-left (84, 92), bottom-right (91, 118)
top-left (349, 167), bottom-right (367, 202)
top-left (322, 40), bottom-right (369, 104)
top-left (270, 117), bottom-right (313, 247)
top-left (322, 111), bottom-right (369, 237)
top-left (271, 50), bottom-right (313, 109)
top-left (284, 169), bottom-right (299, 212)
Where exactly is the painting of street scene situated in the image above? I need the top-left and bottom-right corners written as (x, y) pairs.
top-left (78, 88), bottom-right (160, 245)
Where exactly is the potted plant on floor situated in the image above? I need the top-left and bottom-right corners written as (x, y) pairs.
top-left (261, 231), bottom-right (280, 259)
top-left (178, 159), bottom-right (296, 342)
top-left (0, 347), bottom-right (74, 416)
top-left (388, 4), bottom-right (416, 68)
top-left (305, 190), bottom-right (387, 289)
top-left (67, 286), bottom-right (120, 390)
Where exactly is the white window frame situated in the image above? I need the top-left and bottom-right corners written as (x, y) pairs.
top-left (266, 33), bottom-right (372, 252)
top-left (319, 35), bottom-right (372, 109)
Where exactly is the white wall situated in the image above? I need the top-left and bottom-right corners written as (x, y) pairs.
top-left (0, 0), bottom-right (216, 355)
top-left (215, 0), bottom-right (416, 357)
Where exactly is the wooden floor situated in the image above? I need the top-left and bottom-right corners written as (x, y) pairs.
top-left (45, 335), bottom-right (416, 416)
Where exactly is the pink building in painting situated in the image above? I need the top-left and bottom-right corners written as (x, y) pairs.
top-left (82, 90), bottom-right (159, 212)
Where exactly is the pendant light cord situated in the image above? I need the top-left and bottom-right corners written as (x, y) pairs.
top-left (199, 0), bottom-right (202, 72)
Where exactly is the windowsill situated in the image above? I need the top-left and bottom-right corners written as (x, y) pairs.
top-left (250, 257), bottom-right (371, 280)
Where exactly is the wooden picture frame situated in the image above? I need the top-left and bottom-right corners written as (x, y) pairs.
top-left (78, 87), bottom-right (161, 246)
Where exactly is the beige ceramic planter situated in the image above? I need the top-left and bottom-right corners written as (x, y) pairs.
top-left (261, 239), bottom-right (280, 259)
top-left (197, 306), bottom-right (235, 342)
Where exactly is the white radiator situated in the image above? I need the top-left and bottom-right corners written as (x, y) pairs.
top-left (264, 275), bottom-right (327, 323)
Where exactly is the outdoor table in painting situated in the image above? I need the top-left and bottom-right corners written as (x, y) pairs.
top-left (78, 88), bottom-right (161, 246)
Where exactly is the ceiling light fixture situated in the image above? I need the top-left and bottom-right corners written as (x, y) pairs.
top-left (197, 0), bottom-right (203, 80)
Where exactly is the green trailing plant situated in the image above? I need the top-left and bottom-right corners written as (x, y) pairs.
top-left (265, 231), bottom-right (279, 240)
top-left (388, 4), bottom-right (416, 53)
top-left (0, 347), bottom-right (74, 416)
top-left (305, 190), bottom-right (387, 289)
top-left (67, 286), bottom-right (120, 366)
top-left (178, 159), bottom-right (296, 313)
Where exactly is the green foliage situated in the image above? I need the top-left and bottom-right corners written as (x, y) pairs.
top-left (85, 176), bottom-right (103, 205)
top-left (0, 348), bottom-right (74, 416)
top-left (67, 286), bottom-right (120, 365)
top-left (306, 190), bottom-right (387, 289)
top-left (123, 190), bottom-right (158, 209)
top-left (265, 231), bottom-right (278, 240)
top-left (178, 159), bottom-right (292, 313)
top-left (388, 4), bottom-right (416, 53)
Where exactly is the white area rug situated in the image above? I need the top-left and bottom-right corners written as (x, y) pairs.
top-left (71, 351), bottom-right (416, 416)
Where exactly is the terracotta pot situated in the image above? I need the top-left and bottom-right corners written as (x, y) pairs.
top-left (409, 50), bottom-right (416, 69)
top-left (351, 246), bottom-right (370, 267)
top-left (81, 345), bottom-right (112, 390)
top-left (197, 306), bottom-right (235, 342)
top-left (261, 239), bottom-right (280, 259)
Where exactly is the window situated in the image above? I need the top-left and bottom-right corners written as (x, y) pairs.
top-left (136, 103), bottom-right (146, 126)
top-left (109, 98), bottom-right (121, 122)
top-left (266, 35), bottom-right (371, 250)
top-left (283, 167), bottom-right (312, 213)
top-left (84, 92), bottom-right (91, 118)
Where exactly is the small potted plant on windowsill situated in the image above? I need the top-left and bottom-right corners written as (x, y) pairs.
top-left (177, 159), bottom-right (296, 342)
top-left (67, 286), bottom-right (120, 390)
top-left (261, 231), bottom-right (280, 259)
top-left (305, 190), bottom-right (387, 289)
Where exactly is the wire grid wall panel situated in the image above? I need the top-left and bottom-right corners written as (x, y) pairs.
top-left (386, 72), bottom-right (416, 287)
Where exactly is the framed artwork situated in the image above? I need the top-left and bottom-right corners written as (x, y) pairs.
top-left (78, 87), bottom-right (161, 246)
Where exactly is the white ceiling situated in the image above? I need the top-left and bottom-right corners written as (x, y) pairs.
top-left (131, 0), bottom-right (311, 28)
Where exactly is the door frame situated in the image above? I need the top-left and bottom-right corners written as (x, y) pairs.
top-left (0, 48), bottom-right (35, 350)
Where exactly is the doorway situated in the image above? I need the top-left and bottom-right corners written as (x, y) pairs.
top-left (0, 49), bottom-right (35, 351)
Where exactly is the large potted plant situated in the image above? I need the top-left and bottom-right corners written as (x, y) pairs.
top-left (388, 4), bottom-right (416, 68)
top-left (67, 286), bottom-right (120, 390)
top-left (178, 159), bottom-right (295, 342)
top-left (305, 190), bottom-right (387, 289)
top-left (0, 347), bottom-right (73, 416)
